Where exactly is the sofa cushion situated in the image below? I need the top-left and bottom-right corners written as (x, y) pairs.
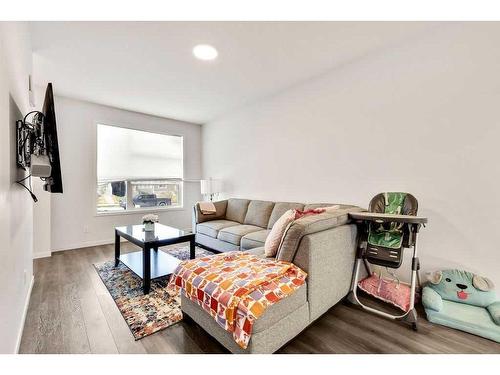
top-left (225, 198), bottom-right (251, 223)
top-left (197, 219), bottom-right (239, 239)
top-left (244, 200), bottom-right (275, 228)
top-left (244, 246), bottom-right (266, 258)
top-left (217, 224), bottom-right (262, 245)
top-left (241, 229), bottom-right (271, 250)
top-left (196, 233), bottom-right (240, 253)
top-left (267, 202), bottom-right (305, 229)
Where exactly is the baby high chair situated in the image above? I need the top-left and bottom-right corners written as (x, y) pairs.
top-left (347, 192), bottom-right (428, 330)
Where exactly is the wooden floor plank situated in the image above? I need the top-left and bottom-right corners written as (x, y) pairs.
top-left (35, 254), bottom-right (65, 353)
top-left (20, 244), bottom-right (500, 354)
top-left (58, 251), bottom-right (92, 354)
top-left (73, 247), bottom-right (119, 354)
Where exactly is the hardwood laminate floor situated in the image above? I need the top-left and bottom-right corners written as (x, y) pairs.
top-left (19, 244), bottom-right (500, 354)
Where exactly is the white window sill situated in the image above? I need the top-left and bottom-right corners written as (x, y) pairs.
top-left (95, 205), bottom-right (186, 217)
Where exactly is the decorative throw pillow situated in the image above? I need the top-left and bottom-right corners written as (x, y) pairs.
top-left (264, 209), bottom-right (296, 257)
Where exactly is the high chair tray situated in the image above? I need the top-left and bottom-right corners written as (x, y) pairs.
top-left (349, 211), bottom-right (428, 224)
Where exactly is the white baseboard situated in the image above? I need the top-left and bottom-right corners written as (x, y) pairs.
top-left (51, 227), bottom-right (193, 253)
top-left (33, 251), bottom-right (52, 259)
top-left (51, 238), bottom-right (121, 253)
top-left (15, 275), bottom-right (34, 354)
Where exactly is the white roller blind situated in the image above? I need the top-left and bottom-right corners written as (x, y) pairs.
top-left (97, 124), bottom-right (183, 181)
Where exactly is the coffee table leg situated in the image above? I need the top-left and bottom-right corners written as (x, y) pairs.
top-left (114, 230), bottom-right (120, 267)
top-left (190, 237), bottom-right (195, 259)
top-left (143, 246), bottom-right (151, 294)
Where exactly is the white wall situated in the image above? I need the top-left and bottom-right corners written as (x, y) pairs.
top-left (50, 96), bottom-right (202, 252)
top-left (203, 23), bottom-right (500, 286)
top-left (0, 22), bottom-right (34, 353)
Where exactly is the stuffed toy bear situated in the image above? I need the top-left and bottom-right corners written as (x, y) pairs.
top-left (422, 269), bottom-right (500, 343)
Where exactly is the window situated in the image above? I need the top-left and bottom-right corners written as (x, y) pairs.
top-left (96, 124), bottom-right (183, 213)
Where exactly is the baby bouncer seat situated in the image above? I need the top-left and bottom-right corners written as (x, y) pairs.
top-left (347, 192), bottom-right (428, 330)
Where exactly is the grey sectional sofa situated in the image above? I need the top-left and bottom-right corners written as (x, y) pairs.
top-left (186, 198), bottom-right (362, 353)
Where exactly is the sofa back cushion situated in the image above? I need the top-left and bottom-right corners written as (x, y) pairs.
top-left (225, 198), bottom-right (251, 223)
top-left (267, 202), bottom-right (305, 229)
top-left (244, 200), bottom-right (275, 228)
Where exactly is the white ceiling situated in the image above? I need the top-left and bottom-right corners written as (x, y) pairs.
top-left (30, 22), bottom-right (441, 124)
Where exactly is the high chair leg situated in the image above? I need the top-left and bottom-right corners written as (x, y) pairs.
top-left (402, 308), bottom-right (418, 331)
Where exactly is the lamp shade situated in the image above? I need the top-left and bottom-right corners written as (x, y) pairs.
top-left (200, 178), bottom-right (222, 195)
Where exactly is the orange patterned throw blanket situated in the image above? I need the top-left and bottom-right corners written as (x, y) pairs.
top-left (168, 251), bottom-right (307, 349)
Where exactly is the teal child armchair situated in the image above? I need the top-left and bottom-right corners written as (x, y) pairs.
top-left (422, 269), bottom-right (500, 343)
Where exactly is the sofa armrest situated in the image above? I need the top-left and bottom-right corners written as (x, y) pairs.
top-left (277, 207), bottom-right (362, 262)
top-left (487, 301), bottom-right (500, 325)
top-left (292, 224), bottom-right (358, 320)
top-left (422, 286), bottom-right (443, 312)
top-left (193, 200), bottom-right (228, 224)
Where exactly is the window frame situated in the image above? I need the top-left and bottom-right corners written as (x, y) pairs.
top-left (93, 121), bottom-right (185, 217)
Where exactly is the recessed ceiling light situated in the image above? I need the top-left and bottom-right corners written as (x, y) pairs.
top-left (192, 44), bottom-right (218, 61)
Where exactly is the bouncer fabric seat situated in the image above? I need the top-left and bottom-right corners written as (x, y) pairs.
top-left (422, 269), bottom-right (500, 343)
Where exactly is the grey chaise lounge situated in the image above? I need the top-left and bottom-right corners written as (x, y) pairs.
top-left (185, 198), bottom-right (362, 353)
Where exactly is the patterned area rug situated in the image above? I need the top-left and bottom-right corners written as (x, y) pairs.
top-left (94, 244), bottom-right (214, 340)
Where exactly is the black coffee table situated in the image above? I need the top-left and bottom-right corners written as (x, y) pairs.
top-left (114, 223), bottom-right (195, 294)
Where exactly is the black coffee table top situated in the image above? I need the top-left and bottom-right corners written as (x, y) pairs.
top-left (114, 223), bottom-right (196, 293)
top-left (115, 223), bottom-right (194, 247)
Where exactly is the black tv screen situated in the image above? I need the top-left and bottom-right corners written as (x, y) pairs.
top-left (42, 83), bottom-right (63, 193)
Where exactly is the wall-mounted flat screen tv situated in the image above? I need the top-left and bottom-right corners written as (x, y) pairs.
top-left (42, 83), bottom-right (63, 193)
